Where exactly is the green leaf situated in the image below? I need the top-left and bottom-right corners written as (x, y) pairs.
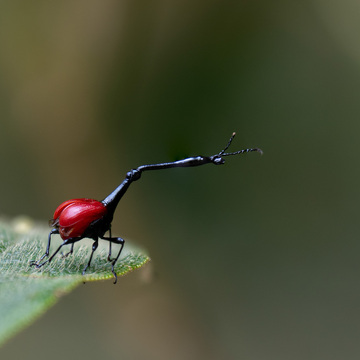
top-left (0, 217), bottom-right (150, 347)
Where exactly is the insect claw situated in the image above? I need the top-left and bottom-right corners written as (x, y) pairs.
top-left (112, 269), bottom-right (118, 284)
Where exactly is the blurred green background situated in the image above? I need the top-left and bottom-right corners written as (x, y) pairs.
top-left (1, 1), bottom-right (360, 359)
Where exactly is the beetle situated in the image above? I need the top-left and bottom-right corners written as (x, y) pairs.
top-left (30, 132), bottom-right (262, 283)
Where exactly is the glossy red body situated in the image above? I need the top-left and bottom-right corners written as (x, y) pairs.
top-left (52, 198), bottom-right (107, 240)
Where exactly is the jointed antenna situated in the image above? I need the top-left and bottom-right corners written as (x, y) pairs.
top-left (217, 132), bottom-right (263, 159)
top-left (219, 132), bottom-right (237, 155)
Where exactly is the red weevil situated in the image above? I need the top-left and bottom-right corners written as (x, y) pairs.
top-left (31, 133), bottom-right (262, 283)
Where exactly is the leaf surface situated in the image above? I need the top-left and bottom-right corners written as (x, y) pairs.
top-left (0, 217), bottom-right (149, 346)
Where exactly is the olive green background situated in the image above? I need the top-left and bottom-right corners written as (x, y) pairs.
top-left (1, 1), bottom-right (360, 359)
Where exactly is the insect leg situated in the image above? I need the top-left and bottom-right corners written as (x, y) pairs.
top-left (61, 243), bottom-right (74, 258)
top-left (82, 240), bottom-right (99, 275)
top-left (35, 238), bottom-right (73, 268)
top-left (30, 228), bottom-right (59, 266)
top-left (101, 236), bottom-right (125, 284)
top-left (107, 227), bottom-right (112, 261)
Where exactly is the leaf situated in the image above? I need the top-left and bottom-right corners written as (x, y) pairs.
top-left (0, 216), bottom-right (150, 347)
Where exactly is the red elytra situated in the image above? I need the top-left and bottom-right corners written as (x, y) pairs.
top-left (52, 198), bottom-right (107, 240)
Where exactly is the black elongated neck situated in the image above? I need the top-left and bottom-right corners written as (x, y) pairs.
top-left (102, 176), bottom-right (132, 216)
top-left (101, 156), bottom-right (213, 216)
top-left (101, 133), bottom-right (262, 218)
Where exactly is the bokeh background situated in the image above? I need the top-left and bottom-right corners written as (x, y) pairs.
top-left (1, 1), bottom-right (360, 359)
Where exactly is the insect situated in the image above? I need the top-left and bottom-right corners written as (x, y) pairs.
top-left (30, 132), bottom-right (262, 283)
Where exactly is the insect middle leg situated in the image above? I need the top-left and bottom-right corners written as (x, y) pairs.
top-left (61, 243), bottom-right (74, 258)
top-left (82, 240), bottom-right (99, 275)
